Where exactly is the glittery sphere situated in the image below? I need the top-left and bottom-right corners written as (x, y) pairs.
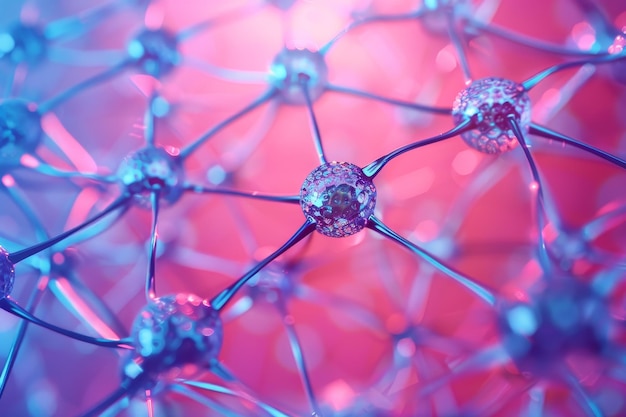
top-left (129, 293), bottom-right (223, 378)
top-left (452, 77), bottom-right (531, 154)
top-left (117, 146), bottom-right (184, 206)
top-left (0, 246), bottom-right (15, 299)
top-left (498, 278), bottom-right (609, 376)
top-left (269, 48), bottom-right (328, 105)
top-left (0, 99), bottom-right (42, 163)
top-left (127, 29), bottom-right (180, 78)
top-left (300, 162), bottom-right (377, 238)
top-left (0, 23), bottom-right (47, 65)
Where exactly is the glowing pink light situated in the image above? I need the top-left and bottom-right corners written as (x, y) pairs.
top-left (41, 113), bottom-right (98, 173)
top-left (64, 188), bottom-right (101, 230)
top-left (321, 379), bottom-right (356, 411)
top-left (1, 174), bottom-right (15, 187)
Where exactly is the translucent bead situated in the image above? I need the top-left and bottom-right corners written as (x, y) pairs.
top-left (127, 28), bottom-right (180, 78)
top-left (127, 293), bottom-right (223, 381)
top-left (0, 23), bottom-right (47, 65)
top-left (452, 77), bottom-right (531, 154)
top-left (300, 162), bottom-right (377, 238)
top-left (498, 277), bottom-right (609, 376)
top-left (0, 246), bottom-right (14, 299)
top-left (269, 48), bottom-right (328, 105)
top-left (0, 99), bottom-right (42, 164)
top-left (117, 147), bottom-right (184, 207)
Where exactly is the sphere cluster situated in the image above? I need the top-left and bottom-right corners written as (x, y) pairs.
top-left (116, 146), bottom-right (184, 206)
top-left (300, 162), bottom-right (377, 238)
top-left (452, 77), bottom-right (531, 154)
top-left (126, 293), bottom-right (223, 381)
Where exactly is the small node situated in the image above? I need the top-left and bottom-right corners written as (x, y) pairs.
top-left (269, 48), bottom-right (328, 105)
top-left (246, 262), bottom-right (295, 304)
top-left (421, 0), bottom-right (472, 36)
top-left (300, 162), bottom-right (377, 238)
top-left (116, 146), bottom-right (184, 206)
top-left (0, 99), bottom-right (43, 162)
top-left (127, 28), bottom-right (180, 79)
top-left (0, 246), bottom-right (15, 299)
top-left (0, 23), bottom-right (47, 65)
top-left (452, 77), bottom-right (531, 154)
top-left (124, 293), bottom-right (223, 385)
top-left (498, 277), bottom-right (610, 377)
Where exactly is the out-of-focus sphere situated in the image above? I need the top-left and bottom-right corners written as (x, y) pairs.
top-left (129, 293), bottom-right (223, 379)
top-left (117, 147), bottom-right (184, 206)
top-left (0, 246), bottom-right (15, 299)
top-left (127, 28), bottom-right (180, 78)
top-left (300, 162), bottom-right (377, 238)
top-left (269, 48), bottom-right (328, 105)
top-left (498, 277), bottom-right (610, 376)
top-left (0, 23), bottom-right (47, 65)
top-left (0, 99), bottom-right (42, 163)
top-left (452, 77), bottom-right (531, 154)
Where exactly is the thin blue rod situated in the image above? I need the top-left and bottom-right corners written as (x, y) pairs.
top-left (522, 53), bottom-right (623, 90)
top-left (446, 11), bottom-right (472, 83)
top-left (277, 302), bottom-right (321, 416)
top-left (145, 94), bottom-right (157, 146)
top-left (367, 216), bottom-right (495, 305)
top-left (76, 385), bottom-right (130, 417)
top-left (184, 183), bottom-right (300, 204)
top-left (180, 88), bottom-right (278, 159)
top-left (38, 60), bottom-right (129, 113)
top-left (25, 159), bottom-right (116, 183)
top-left (0, 276), bottom-right (46, 397)
top-left (146, 191), bottom-right (159, 300)
top-left (9, 194), bottom-right (130, 264)
top-left (170, 384), bottom-right (242, 417)
top-left (320, 10), bottom-right (424, 54)
top-left (326, 84), bottom-right (452, 114)
top-left (508, 116), bottom-right (552, 273)
top-left (0, 298), bottom-right (132, 349)
top-left (362, 118), bottom-right (473, 178)
top-left (211, 220), bottom-right (316, 311)
top-left (301, 81), bottom-right (328, 165)
top-left (467, 18), bottom-right (608, 57)
top-left (529, 123), bottom-right (626, 170)
top-left (3, 184), bottom-right (49, 242)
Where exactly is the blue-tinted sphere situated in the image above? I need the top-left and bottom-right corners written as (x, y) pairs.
top-left (498, 277), bottom-right (610, 376)
top-left (300, 162), bottom-right (377, 238)
top-left (0, 23), bottom-right (47, 65)
top-left (0, 99), bottom-right (42, 164)
top-left (128, 294), bottom-right (223, 380)
top-left (452, 77), bottom-right (531, 154)
top-left (127, 29), bottom-right (180, 78)
top-left (269, 48), bottom-right (328, 105)
top-left (0, 246), bottom-right (15, 299)
top-left (117, 147), bottom-right (184, 206)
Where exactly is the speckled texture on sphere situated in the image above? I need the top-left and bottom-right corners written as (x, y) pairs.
top-left (269, 48), bottom-right (328, 105)
top-left (127, 28), bottom-right (180, 78)
top-left (0, 246), bottom-right (15, 299)
top-left (117, 146), bottom-right (184, 206)
top-left (452, 77), bottom-right (531, 154)
top-left (300, 162), bottom-right (377, 238)
top-left (498, 277), bottom-right (609, 377)
top-left (130, 293), bottom-right (223, 377)
top-left (0, 99), bottom-right (42, 163)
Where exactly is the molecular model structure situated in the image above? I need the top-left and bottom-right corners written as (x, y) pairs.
top-left (1, 0), bottom-right (626, 416)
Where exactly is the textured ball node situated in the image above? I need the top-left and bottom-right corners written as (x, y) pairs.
top-left (269, 48), bottom-right (328, 105)
top-left (300, 162), bottom-right (377, 238)
top-left (452, 77), bottom-right (531, 154)
top-left (124, 293), bottom-right (223, 386)
top-left (0, 23), bottom-right (47, 65)
top-left (0, 246), bottom-right (15, 299)
top-left (498, 278), bottom-right (610, 377)
top-left (0, 99), bottom-right (42, 164)
top-left (116, 146), bottom-right (184, 206)
top-left (127, 28), bottom-right (180, 78)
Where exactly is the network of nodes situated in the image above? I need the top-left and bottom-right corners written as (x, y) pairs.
top-left (1, 0), bottom-right (626, 416)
